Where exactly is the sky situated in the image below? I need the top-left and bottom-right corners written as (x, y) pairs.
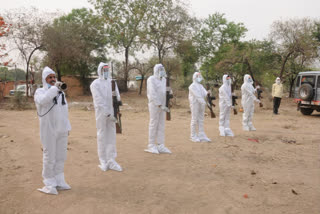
top-left (1, 0), bottom-right (319, 40)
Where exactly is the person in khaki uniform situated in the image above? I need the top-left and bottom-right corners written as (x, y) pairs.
top-left (272, 77), bottom-right (283, 115)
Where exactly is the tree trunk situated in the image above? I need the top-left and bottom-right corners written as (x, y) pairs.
top-left (25, 46), bottom-right (41, 96)
top-left (139, 74), bottom-right (144, 95)
top-left (55, 64), bottom-right (62, 81)
top-left (26, 61), bottom-right (30, 97)
top-left (158, 49), bottom-right (162, 64)
top-left (124, 47), bottom-right (129, 92)
top-left (279, 51), bottom-right (293, 79)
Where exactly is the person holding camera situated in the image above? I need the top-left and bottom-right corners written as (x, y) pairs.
top-left (90, 62), bottom-right (123, 172)
top-left (34, 66), bottom-right (71, 195)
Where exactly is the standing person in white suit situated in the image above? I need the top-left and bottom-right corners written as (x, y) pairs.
top-left (34, 66), bottom-right (71, 195)
top-left (188, 72), bottom-right (211, 142)
top-left (145, 64), bottom-right (172, 154)
top-left (241, 74), bottom-right (261, 131)
top-left (219, 74), bottom-right (234, 137)
top-left (90, 62), bottom-right (122, 172)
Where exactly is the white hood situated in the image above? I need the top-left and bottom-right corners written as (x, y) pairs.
top-left (97, 62), bottom-right (109, 79)
top-left (192, 72), bottom-right (202, 84)
top-left (42, 66), bottom-right (56, 90)
top-left (244, 74), bottom-right (252, 85)
top-left (153, 64), bottom-right (164, 79)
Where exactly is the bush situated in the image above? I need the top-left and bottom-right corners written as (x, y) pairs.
top-left (10, 92), bottom-right (32, 110)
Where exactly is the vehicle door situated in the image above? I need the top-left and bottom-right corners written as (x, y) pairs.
top-left (316, 75), bottom-right (320, 101)
top-left (294, 75), bottom-right (301, 98)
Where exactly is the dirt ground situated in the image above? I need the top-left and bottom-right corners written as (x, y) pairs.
top-left (0, 91), bottom-right (319, 214)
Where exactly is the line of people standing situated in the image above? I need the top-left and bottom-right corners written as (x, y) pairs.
top-left (34, 62), bottom-right (282, 195)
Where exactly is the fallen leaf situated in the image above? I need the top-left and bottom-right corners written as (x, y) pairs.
top-left (243, 194), bottom-right (249, 198)
top-left (248, 138), bottom-right (259, 143)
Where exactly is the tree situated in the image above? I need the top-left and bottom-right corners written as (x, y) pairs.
top-left (195, 13), bottom-right (247, 85)
top-left (42, 8), bottom-right (106, 94)
top-left (143, 0), bottom-right (195, 64)
top-left (175, 39), bottom-right (199, 86)
top-left (6, 8), bottom-right (49, 96)
top-left (90, 0), bottom-right (153, 91)
top-left (0, 66), bottom-right (25, 81)
top-left (0, 16), bottom-right (12, 66)
top-left (196, 13), bottom-right (247, 60)
top-left (130, 59), bottom-right (154, 95)
top-left (270, 18), bottom-right (319, 79)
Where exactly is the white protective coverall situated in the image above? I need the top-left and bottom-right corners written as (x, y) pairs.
top-left (241, 74), bottom-right (260, 131)
top-left (188, 72), bottom-right (211, 142)
top-left (219, 75), bottom-right (234, 136)
top-left (34, 67), bottom-right (71, 195)
top-left (90, 62), bottom-right (122, 172)
top-left (145, 64), bottom-right (172, 154)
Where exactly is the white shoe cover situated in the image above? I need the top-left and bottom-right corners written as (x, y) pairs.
top-left (37, 186), bottom-right (58, 195)
top-left (55, 173), bottom-right (71, 190)
top-left (98, 164), bottom-right (108, 171)
top-left (243, 126), bottom-right (250, 131)
top-left (249, 126), bottom-right (256, 131)
top-left (219, 126), bottom-right (226, 136)
top-left (157, 144), bottom-right (172, 154)
top-left (190, 136), bottom-right (201, 142)
top-left (200, 137), bottom-right (211, 142)
top-left (107, 159), bottom-right (123, 172)
top-left (144, 144), bottom-right (159, 154)
top-left (225, 128), bottom-right (234, 137)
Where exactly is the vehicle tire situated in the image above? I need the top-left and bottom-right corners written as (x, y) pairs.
top-left (300, 108), bottom-right (314, 115)
top-left (298, 84), bottom-right (313, 101)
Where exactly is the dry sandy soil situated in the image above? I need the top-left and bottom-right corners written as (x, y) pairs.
top-left (0, 91), bottom-right (319, 214)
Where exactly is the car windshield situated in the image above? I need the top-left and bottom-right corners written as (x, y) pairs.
top-left (301, 76), bottom-right (315, 87)
top-left (16, 85), bottom-right (26, 90)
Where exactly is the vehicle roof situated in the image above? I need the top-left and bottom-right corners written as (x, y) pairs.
top-left (298, 71), bottom-right (320, 75)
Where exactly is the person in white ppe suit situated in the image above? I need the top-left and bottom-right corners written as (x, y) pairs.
top-left (188, 72), bottom-right (211, 142)
top-left (241, 74), bottom-right (261, 131)
top-left (219, 74), bottom-right (234, 137)
top-left (34, 67), bottom-right (71, 195)
top-left (90, 62), bottom-right (122, 171)
top-left (145, 64), bottom-right (172, 154)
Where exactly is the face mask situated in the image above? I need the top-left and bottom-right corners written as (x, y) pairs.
top-left (103, 71), bottom-right (109, 79)
top-left (47, 83), bottom-right (52, 89)
top-left (159, 70), bottom-right (166, 78)
top-left (276, 80), bottom-right (280, 84)
top-left (196, 77), bottom-right (202, 83)
top-left (227, 79), bottom-right (231, 85)
top-left (248, 78), bottom-right (253, 83)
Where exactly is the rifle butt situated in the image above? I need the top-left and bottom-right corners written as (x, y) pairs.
top-left (166, 112), bottom-right (171, 121)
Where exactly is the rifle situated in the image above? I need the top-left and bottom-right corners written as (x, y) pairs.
top-left (231, 83), bottom-right (238, 115)
top-left (206, 89), bottom-right (216, 118)
top-left (232, 95), bottom-right (238, 115)
top-left (111, 62), bottom-right (122, 134)
top-left (205, 70), bottom-right (216, 118)
top-left (257, 87), bottom-right (263, 107)
top-left (249, 72), bottom-right (263, 108)
top-left (166, 73), bottom-right (173, 121)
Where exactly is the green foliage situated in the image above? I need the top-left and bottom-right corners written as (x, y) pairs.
top-left (10, 91), bottom-right (30, 110)
top-left (175, 40), bottom-right (199, 86)
top-left (0, 67), bottom-right (25, 81)
top-left (43, 8), bottom-right (106, 93)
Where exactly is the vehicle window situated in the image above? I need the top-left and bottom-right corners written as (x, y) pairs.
top-left (17, 85), bottom-right (26, 90)
top-left (301, 76), bottom-right (315, 87)
top-left (296, 76), bottom-right (301, 87)
top-left (317, 76), bottom-right (320, 88)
